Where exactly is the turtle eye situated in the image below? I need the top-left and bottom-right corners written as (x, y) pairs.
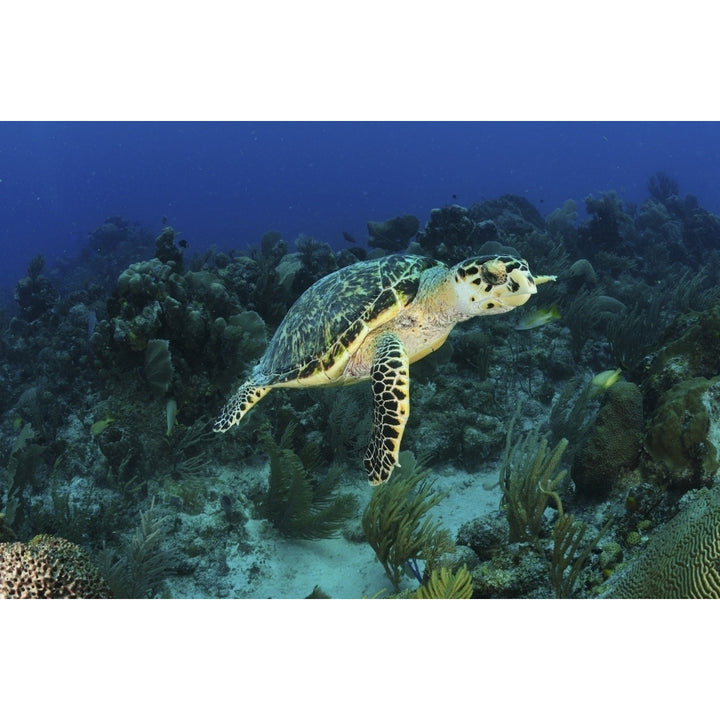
top-left (480, 260), bottom-right (506, 286)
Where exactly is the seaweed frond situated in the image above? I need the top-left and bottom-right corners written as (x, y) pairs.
top-left (96, 499), bottom-right (180, 598)
top-left (413, 565), bottom-right (473, 599)
top-left (548, 377), bottom-right (597, 455)
top-left (499, 413), bottom-right (568, 544)
top-left (606, 292), bottom-right (668, 376)
top-left (361, 451), bottom-right (453, 591)
top-left (259, 423), bottom-right (358, 539)
top-left (550, 513), bottom-right (612, 598)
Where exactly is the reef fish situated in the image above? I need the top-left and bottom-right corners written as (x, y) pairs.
top-left (515, 304), bottom-right (561, 330)
top-left (589, 368), bottom-right (622, 397)
top-left (90, 416), bottom-right (115, 436)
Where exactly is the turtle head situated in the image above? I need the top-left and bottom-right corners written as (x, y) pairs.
top-left (451, 255), bottom-right (556, 317)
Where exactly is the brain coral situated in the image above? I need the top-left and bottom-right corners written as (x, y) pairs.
top-left (603, 486), bottom-right (720, 598)
top-left (0, 535), bottom-right (112, 599)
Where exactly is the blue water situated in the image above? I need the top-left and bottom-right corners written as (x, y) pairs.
top-left (1, 121), bottom-right (718, 294)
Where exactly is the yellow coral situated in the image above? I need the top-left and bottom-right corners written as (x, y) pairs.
top-left (413, 565), bottom-right (473, 599)
top-left (0, 536), bottom-right (111, 599)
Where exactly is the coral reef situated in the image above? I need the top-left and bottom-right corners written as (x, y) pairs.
top-left (576, 191), bottom-right (638, 259)
top-left (154, 226), bottom-right (184, 269)
top-left (2, 178), bottom-right (720, 598)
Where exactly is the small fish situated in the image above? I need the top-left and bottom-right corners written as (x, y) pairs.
top-left (166, 398), bottom-right (178, 436)
top-left (589, 368), bottom-right (622, 398)
top-left (90, 416), bottom-right (115, 436)
top-left (516, 304), bottom-right (561, 331)
top-left (342, 231), bottom-right (356, 244)
top-left (178, 239), bottom-right (188, 248)
top-left (87, 309), bottom-right (97, 340)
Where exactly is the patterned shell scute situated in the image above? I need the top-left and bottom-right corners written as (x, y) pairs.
top-left (258, 255), bottom-right (440, 382)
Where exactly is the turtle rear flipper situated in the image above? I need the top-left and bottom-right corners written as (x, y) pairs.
top-left (214, 381), bottom-right (271, 432)
top-left (364, 332), bottom-right (410, 485)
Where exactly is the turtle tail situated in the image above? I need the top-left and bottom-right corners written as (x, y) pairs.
top-left (214, 381), bottom-right (271, 432)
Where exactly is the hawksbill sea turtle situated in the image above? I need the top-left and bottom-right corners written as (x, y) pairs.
top-left (214, 254), bottom-right (556, 485)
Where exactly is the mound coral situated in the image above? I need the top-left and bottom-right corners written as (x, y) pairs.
top-left (0, 535), bottom-right (112, 599)
top-left (644, 376), bottom-right (720, 489)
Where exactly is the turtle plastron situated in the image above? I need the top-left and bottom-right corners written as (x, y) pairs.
top-left (364, 332), bottom-right (410, 485)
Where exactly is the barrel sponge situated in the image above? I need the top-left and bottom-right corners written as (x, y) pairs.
top-left (604, 487), bottom-right (720, 598)
top-left (571, 382), bottom-right (643, 496)
top-left (0, 535), bottom-right (112, 599)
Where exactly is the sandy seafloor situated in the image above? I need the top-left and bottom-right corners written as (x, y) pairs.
top-left (165, 461), bottom-right (502, 599)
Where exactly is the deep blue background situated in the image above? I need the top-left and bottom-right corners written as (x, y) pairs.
top-left (1, 121), bottom-right (718, 292)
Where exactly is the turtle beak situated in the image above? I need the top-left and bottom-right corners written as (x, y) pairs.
top-left (533, 274), bottom-right (558, 286)
top-left (493, 267), bottom-right (539, 307)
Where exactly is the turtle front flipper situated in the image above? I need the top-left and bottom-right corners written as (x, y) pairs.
top-left (214, 381), bottom-right (271, 432)
top-left (364, 332), bottom-right (410, 485)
